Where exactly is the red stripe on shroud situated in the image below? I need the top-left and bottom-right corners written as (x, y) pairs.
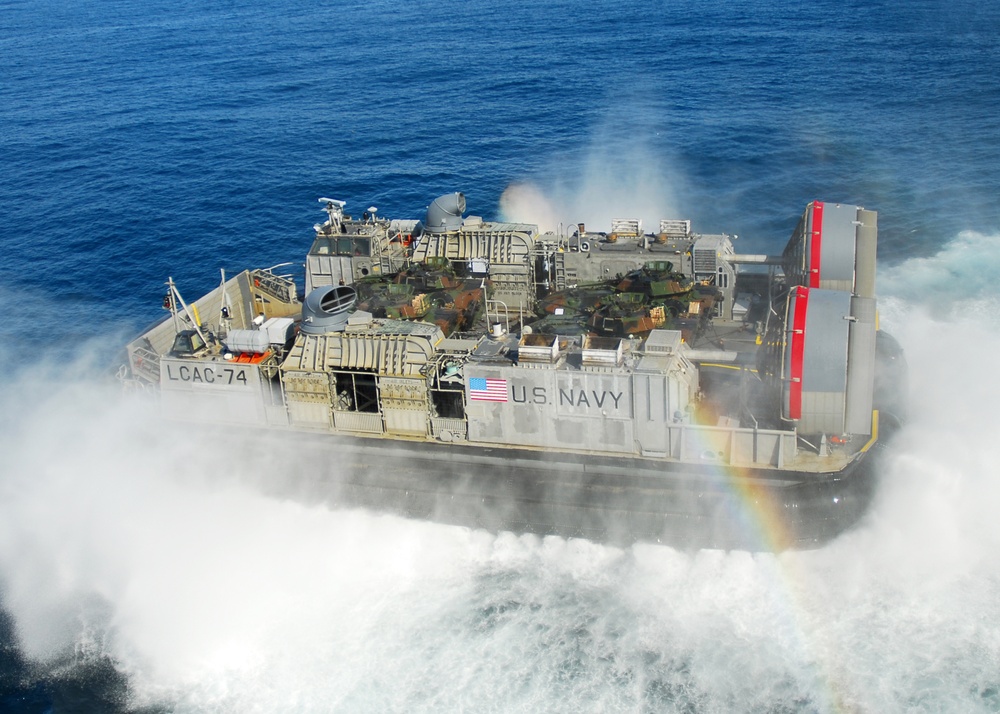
top-left (808, 201), bottom-right (824, 288)
top-left (789, 286), bottom-right (809, 420)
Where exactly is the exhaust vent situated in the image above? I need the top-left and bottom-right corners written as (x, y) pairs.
top-left (423, 192), bottom-right (466, 233)
top-left (301, 285), bottom-right (357, 334)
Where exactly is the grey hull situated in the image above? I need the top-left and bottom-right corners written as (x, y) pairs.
top-left (231, 425), bottom-right (891, 551)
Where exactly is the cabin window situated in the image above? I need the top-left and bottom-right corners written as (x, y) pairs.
top-left (170, 329), bottom-right (206, 356)
top-left (332, 237), bottom-right (371, 257)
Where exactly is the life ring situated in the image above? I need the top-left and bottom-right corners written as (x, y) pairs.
top-left (254, 278), bottom-right (261, 287)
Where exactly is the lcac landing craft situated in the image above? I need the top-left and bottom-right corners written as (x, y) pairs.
top-left (122, 194), bottom-right (906, 550)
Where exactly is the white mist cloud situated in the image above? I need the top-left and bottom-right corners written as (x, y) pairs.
top-left (859, 241), bottom-right (1000, 575)
top-left (0, 370), bottom-right (492, 700)
top-left (499, 127), bottom-right (684, 235)
top-left (1, 232), bottom-right (1000, 711)
top-left (878, 229), bottom-right (1000, 308)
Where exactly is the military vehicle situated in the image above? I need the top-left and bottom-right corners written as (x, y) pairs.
top-left (122, 193), bottom-right (905, 549)
top-left (535, 261), bottom-right (719, 339)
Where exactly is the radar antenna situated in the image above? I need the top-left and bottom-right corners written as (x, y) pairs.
top-left (318, 197), bottom-right (346, 234)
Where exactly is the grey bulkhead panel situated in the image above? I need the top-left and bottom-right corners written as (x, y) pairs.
top-left (844, 296), bottom-right (877, 435)
top-left (632, 370), bottom-right (694, 458)
top-left (465, 367), bottom-right (636, 454)
top-left (411, 223), bottom-right (538, 308)
top-left (410, 223), bottom-right (537, 263)
top-left (843, 208), bottom-right (879, 434)
top-left (853, 209), bottom-right (877, 299)
top-left (280, 322), bottom-right (442, 433)
top-left (282, 369), bottom-right (334, 428)
top-left (464, 330), bottom-right (708, 457)
top-left (380, 375), bottom-right (431, 436)
top-left (306, 253), bottom-right (355, 292)
top-left (283, 323), bottom-right (439, 374)
top-left (815, 203), bottom-right (859, 292)
top-left (159, 357), bottom-right (280, 426)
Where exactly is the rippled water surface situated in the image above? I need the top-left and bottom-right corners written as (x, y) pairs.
top-left (2, 0), bottom-right (1000, 711)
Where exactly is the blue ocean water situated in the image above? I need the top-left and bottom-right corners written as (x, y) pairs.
top-left (3, 0), bottom-right (1000, 711)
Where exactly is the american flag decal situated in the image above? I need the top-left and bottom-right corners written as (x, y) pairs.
top-left (469, 377), bottom-right (508, 402)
